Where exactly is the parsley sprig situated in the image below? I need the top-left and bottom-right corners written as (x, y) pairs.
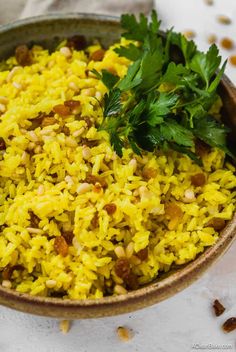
top-left (96, 10), bottom-right (232, 164)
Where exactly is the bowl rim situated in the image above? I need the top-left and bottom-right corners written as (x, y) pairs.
top-left (0, 12), bottom-right (121, 34)
top-left (0, 13), bottom-right (236, 318)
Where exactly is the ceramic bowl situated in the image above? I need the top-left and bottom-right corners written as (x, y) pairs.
top-left (0, 13), bottom-right (236, 319)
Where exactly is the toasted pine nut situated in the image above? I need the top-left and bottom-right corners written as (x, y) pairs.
top-left (68, 82), bottom-right (79, 91)
top-left (28, 131), bottom-right (38, 142)
top-left (82, 146), bottom-right (91, 160)
top-left (7, 66), bottom-right (21, 82)
top-left (37, 184), bottom-right (44, 195)
top-left (65, 137), bottom-right (77, 148)
top-left (81, 88), bottom-right (96, 96)
top-left (72, 237), bottom-right (83, 255)
top-left (129, 158), bottom-right (137, 172)
top-left (45, 279), bottom-right (57, 288)
top-left (183, 189), bottom-right (196, 203)
top-left (73, 127), bottom-right (85, 137)
top-left (114, 284), bottom-right (127, 295)
top-left (217, 15), bottom-right (232, 25)
top-left (2, 280), bottom-right (12, 289)
top-left (77, 182), bottom-right (91, 194)
top-left (60, 47), bottom-right (72, 59)
top-left (95, 91), bottom-right (102, 100)
top-left (114, 246), bottom-right (126, 258)
top-left (125, 242), bottom-right (134, 259)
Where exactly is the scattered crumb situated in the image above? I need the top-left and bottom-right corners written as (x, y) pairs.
top-left (1, 280), bottom-right (12, 289)
top-left (182, 30), bottom-right (196, 40)
top-left (59, 320), bottom-right (71, 334)
top-left (217, 15), bottom-right (232, 25)
top-left (117, 326), bottom-right (134, 342)
top-left (204, 0), bottom-right (214, 5)
top-left (207, 34), bottom-right (217, 45)
top-left (213, 299), bottom-right (225, 317)
top-left (222, 317), bottom-right (236, 333)
top-left (220, 37), bottom-right (234, 50)
top-left (229, 55), bottom-right (236, 66)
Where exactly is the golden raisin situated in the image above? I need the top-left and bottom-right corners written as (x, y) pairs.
top-left (142, 167), bottom-right (157, 180)
top-left (165, 203), bottom-right (183, 218)
top-left (2, 265), bottom-right (24, 280)
top-left (29, 211), bottom-right (40, 228)
top-left (124, 272), bottom-right (139, 290)
top-left (66, 35), bottom-right (87, 50)
top-left (117, 326), bottom-right (134, 342)
top-left (114, 257), bottom-right (130, 279)
top-left (62, 231), bottom-right (74, 245)
top-left (84, 117), bottom-right (93, 128)
top-left (229, 55), bottom-right (236, 66)
top-left (104, 203), bottom-right (117, 215)
top-left (191, 173), bottom-right (206, 187)
top-left (81, 138), bottom-right (99, 148)
top-left (220, 37), bottom-right (234, 50)
top-left (64, 100), bottom-right (81, 110)
top-left (15, 45), bottom-right (32, 66)
top-left (222, 317), bottom-right (236, 333)
top-left (62, 126), bottom-right (70, 136)
top-left (42, 116), bottom-right (57, 127)
top-left (54, 236), bottom-right (69, 256)
top-left (53, 104), bottom-right (71, 116)
top-left (2, 265), bottom-right (13, 280)
top-left (0, 137), bottom-right (6, 150)
top-left (93, 182), bottom-right (102, 193)
top-left (209, 217), bottom-right (226, 231)
top-left (213, 299), bottom-right (225, 317)
top-left (85, 174), bottom-right (107, 188)
top-left (136, 247), bottom-right (148, 261)
top-left (90, 49), bottom-right (105, 61)
top-left (91, 212), bottom-right (99, 228)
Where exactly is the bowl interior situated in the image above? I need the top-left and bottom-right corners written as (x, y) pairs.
top-left (0, 13), bottom-right (236, 318)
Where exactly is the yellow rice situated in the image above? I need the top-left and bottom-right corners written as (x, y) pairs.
top-left (0, 39), bottom-right (235, 299)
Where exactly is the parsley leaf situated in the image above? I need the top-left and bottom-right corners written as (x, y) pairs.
top-left (193, 115), bottom-right (229, 152)
top-left (110, 132), bottom-right (124, 157)
top-left (114, 44), bottom-right (142, 61)
top-left (169, 32), bottom-right (197, 64)
top-left (99, 10), bottom-right (231, 162)
top-left (120, 10), bottom-right (160, 42)
top-left (147, 92), bottom-right (179, 126)
top-left (160, 119), bottom-right (194, 147)
top-left (190, 44), bottom-right (221, 88)
top-left (118, 60), bottom-right (142, 91)
top-left (134, 124), bottom-right (163, 151)
top-left (91, 69), bottom-right (119, 90)
top-left (104, 88), bottom-right (122, 117)
top-left (170, 143), bottom-right (202, 165)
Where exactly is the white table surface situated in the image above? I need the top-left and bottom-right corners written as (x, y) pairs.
top-left (1, 1), bottom-right (236, 351)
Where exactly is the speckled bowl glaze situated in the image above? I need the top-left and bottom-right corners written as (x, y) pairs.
top-left (0, 14), bottom-right (236, 319)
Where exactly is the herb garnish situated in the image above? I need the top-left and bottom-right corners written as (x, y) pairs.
top-left (96, 10), bottom-right (232, 164)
